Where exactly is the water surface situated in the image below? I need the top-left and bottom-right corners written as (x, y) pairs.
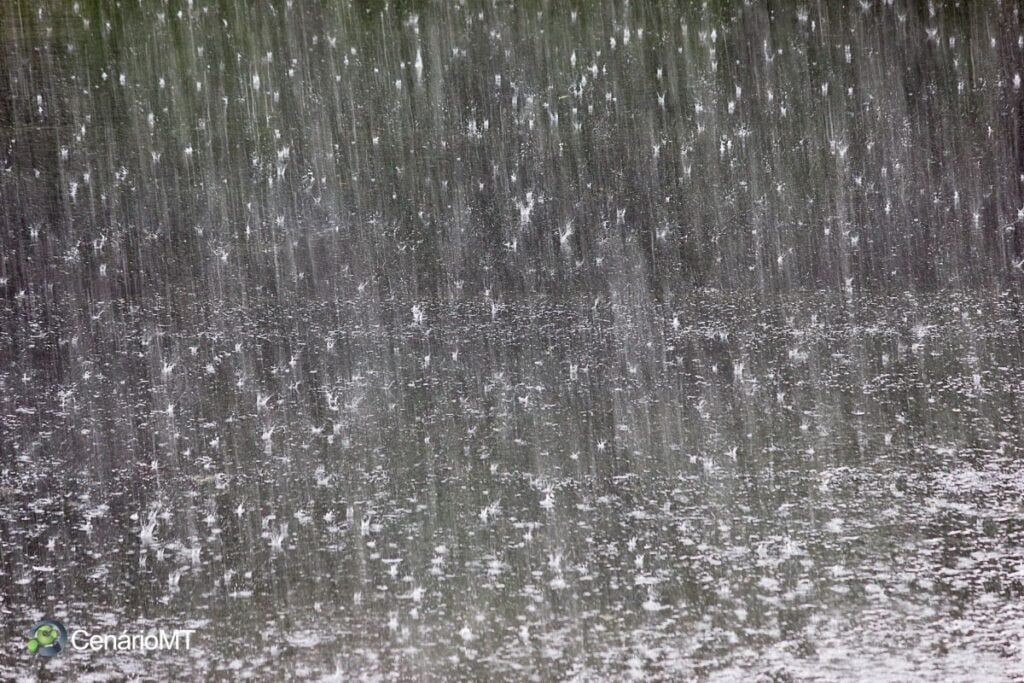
top-left (2, 0), bottom-right (1024, 680)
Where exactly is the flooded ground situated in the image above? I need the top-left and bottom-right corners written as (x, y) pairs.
top-left (2, 0), bottom-right (1024, 680)
top-left (3, 291), bottom-right (1024, 680)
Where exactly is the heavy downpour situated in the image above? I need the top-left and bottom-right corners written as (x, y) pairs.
top-left (1, 0), bottom-right (1023, 680)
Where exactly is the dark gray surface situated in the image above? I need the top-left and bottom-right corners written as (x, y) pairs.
top-left (2, 1), bottom-right (1023, 680)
